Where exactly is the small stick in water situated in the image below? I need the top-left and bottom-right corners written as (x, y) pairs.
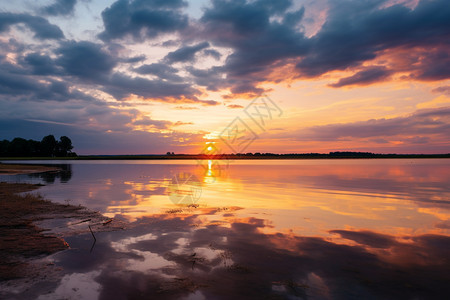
top-left (88, 225), bottom-right (96, 241)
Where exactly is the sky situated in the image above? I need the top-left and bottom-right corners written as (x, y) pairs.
top-left (0, 0), bottom-right (449, 154)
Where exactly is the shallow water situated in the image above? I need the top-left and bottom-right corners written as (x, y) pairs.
top-left (1, 159), bottom-right (449, 299)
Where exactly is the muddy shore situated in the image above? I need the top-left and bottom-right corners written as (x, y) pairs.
top-left (0, 164), bottom-right (60, 175)
top-left (0, 165), bottom-right (122, 285)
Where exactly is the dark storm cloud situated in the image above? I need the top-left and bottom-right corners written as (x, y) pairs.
top-left (99, 0), bottom-right (188, 41)
top-left (0, 69), bottom-right (44, 96)
top-left (56, 41), bottom-right (117, 80)
top-left (201, 0), bottom-right (308, 77)
top-left (3, 39), bottom-right (204, 103)
top-left (296, 0), bottom-right (450, 77)
top-left (133, 63), bottom-right (183, 81)
top-left (41, 0), bottom-right (77, 16)
top-left (203, 49), bottom-right (221, 60)
top-left (23, 52), bottom-right (60, 75)
top-left (186, 66), bottom-right (226, 91)
top-left (411, 48), bottom-right (450, 81)
top-left (329, 66), bottom-right (393, 87)
top-left (0, 12), bottom-right (64, 39)
top-left (292, 106), bottom-right (450, 141)
top-left (0, 46), bottom-right (100, 103)
top-left (192, 0), bottom-right (309, 95)
top-left (105, 72), bottom-right (214, 105)
top-left (120, 55), bottom-right (146, 63)
top-left (164, 42), bottom-right (210, 63)
top-left (0, 50), bottom-right (96, 103)
top-left (282, 6), bottom-right (305, 27)
top-left (0, 70), bottom-right (93, 102)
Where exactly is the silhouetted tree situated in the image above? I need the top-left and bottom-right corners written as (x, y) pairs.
top-left (41, 135), bottom-right (57, 157)
top-left (57, 136), bottom-right (73, 157)
top-left (0, 135), bottom-right (77, 157)
top-left (9, 138), bottom-right (30, 156)
top-left (0, 140), bottom-right (10, 156)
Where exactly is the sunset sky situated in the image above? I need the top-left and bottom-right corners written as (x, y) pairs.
top-left (0, 0), bottom-right (449, 154)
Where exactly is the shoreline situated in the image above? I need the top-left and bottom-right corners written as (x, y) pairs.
top-left (0, 164), bottom-right (61, 175)
top-left (0, 182), bottom-right (115, 281)
top-left (1, 153), bottom-right (450, 160)
top-left (0, 165), bottom-right (123, 290)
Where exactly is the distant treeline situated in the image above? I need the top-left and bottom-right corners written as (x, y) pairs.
top-left (33, 151), bottom-right (448, 160)
top-left (202, 151), bottom-right (450, 159)
top-left (0, 135), bottom-right (76, 157)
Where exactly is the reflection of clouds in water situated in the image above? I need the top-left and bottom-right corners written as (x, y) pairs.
top-left (40, 211), bottom-right (450, 300)
top-left (37, 271), bottom-right (101, 300)
top-left (111, 233), bottom-right (175, 274)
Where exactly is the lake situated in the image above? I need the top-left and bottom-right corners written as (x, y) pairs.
top-left (1, 159), bottom-right (449, 299)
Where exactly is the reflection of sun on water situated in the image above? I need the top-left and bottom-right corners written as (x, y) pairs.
top-left (204, 160), bottom-right (215, 184)
top-left (93, 160), bottom-right (449, 238)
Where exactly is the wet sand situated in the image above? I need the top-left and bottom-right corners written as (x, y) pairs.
top-left (0, 164), bottom-right (60, 175)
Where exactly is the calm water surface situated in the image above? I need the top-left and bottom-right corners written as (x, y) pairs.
top-left (1, 159), bottom-right (449, 299)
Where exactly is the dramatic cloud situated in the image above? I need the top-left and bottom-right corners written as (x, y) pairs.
top-left (41, 0), bottom-right (77, 16)
top-left (0, 69), bottom-right (91, 103)
top-left (178, 0), bottom-right (450, 93)
top-left (56, 41), bottom-right (117, 80)
top-left (203, 48), bottom-right (221, 60)
top-left (411, 48), bottom-right (450, 81)
top-left (23, 52), bottom-right (60, 76)
top-left (329, 66), bottom-right (393, 87)
top-left (186, 66), bottom-right (227, 92)
top-left (292, 106), bottom-right (450, 141)
top-left (99, 0), bottom-right (188, 41)
top-left (0, 12), bottom-right (64, 39)
top-left (105, 72), bottom-right (200, 102)
top-left (198, 0), bottom-right (308, 94)
top-left (296, 0), bottom-right (450, 77)
top-left (133, 63), bottom-right (183, 82)
top-left (164, 42), bottom-right (210, 63)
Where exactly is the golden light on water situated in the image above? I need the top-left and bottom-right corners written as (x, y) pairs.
top-left (91, 160), bottom-right (450, 238)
